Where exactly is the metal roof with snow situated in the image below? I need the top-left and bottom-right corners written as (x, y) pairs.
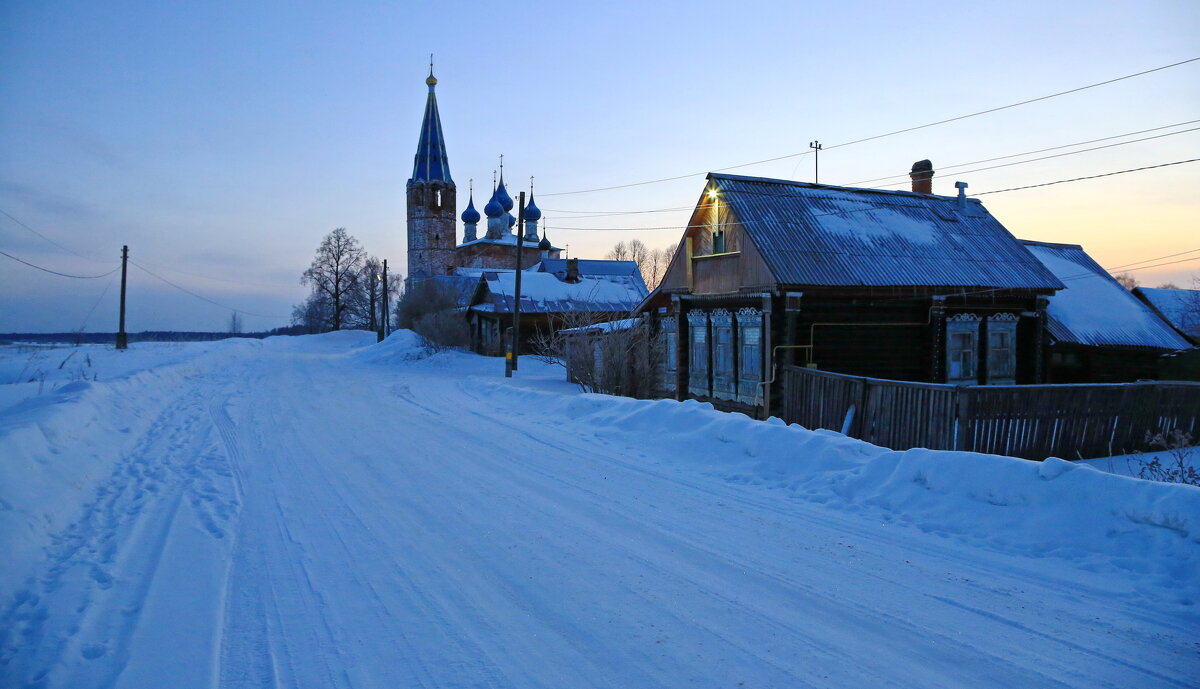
top-left (536, 259), bottom-right (647, 292)
top-left (472, 272), bottom-right (647, 314)
top-left (1134, 287), bottom-right (1200, 342)
top-left (1021, 241), bottom-right (1191, 351)
top-left (709, 173), bottom-right (1063, 290)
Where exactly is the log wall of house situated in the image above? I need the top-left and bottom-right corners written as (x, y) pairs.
top-left (792, 296), bottom-right (933, 382)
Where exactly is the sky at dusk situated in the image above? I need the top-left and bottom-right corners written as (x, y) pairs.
top-left (1, 0), bottom-right (1197, 332)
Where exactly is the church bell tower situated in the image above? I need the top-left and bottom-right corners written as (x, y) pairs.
top-left (406, 66), bottom-right (457, 287)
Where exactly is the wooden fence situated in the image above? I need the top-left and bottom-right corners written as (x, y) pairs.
top-left (779, 365), bottom-right (1200, 460)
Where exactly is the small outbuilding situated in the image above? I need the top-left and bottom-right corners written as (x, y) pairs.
top-left (1019, 241), bottom-right (1192, 382)
top-left (1133, 286), bottom-right (1200, 345)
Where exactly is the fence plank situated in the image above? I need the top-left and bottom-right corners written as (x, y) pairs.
top-left (779, 366), bottom-right (1200, 460)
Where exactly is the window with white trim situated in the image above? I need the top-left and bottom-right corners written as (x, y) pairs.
top-left (986, 313), bottom-right (1018, 384)
top-left (946, 314), bottom-right (981, 383)
top-left (736, 307), bottom-right (763, 405)
top-left (687, 311), bottom-right (709, 397)
top-left (711, 309), bottom-right (735, 400)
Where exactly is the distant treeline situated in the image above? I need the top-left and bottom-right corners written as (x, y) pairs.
top-left (0, 326), bottom-right (308, 346)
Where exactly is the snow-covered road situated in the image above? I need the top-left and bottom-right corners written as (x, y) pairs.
top-left (1, 332), bottom-right (1196, 688)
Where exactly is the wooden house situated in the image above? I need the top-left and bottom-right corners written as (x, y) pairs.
top-left (1020, 241), bottom-right (1192, 382)
top-left (642, 170), bottom-right (1064, 415)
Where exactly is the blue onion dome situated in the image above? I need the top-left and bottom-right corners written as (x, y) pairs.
top-left (507, 212), bottom-right (517, 228)
top-left (523, 193), bottom-right (542, 221)
top-left (538, 233), bottom-right (552, 251)
top-left (483, 189), bottom-right (503, 218)
top-left (495, 180), bottom-right (514, 212)
top-left (461, 194), bottom-right (481, 223)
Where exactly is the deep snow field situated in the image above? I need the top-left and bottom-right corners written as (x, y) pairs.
top-left (0, 332), bottom-right (1197, 688)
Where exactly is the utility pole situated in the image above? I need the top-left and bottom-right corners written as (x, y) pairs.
top-left (381, 259), bottom-right (390, 339)
top-left (809, 141), bottom-right (822, 184)
top-left (116, 245), bottom-right (128, 350)
top-left (510, 191), bottom-right (526, 373)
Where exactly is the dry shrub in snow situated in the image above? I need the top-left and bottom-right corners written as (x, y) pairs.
top-left (535, 314), bottom-right (665, 399)
top-left (1127, 429), bottom-right (1200, 486)
top-left (396, 281), bottom-right (470, 351)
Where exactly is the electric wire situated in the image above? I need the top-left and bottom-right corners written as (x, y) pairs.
top-left (78, 271), bottom-right (118, 330)
top-left (541, 122), bottom-right (1200, 218)
top-left (863, 127), bottom-right (1200, 189)
top-left (849, 118), bottom-right (1200, 184)
top-left (544, 157), bottom-right (1200, 231)
top-left (541, 57), bottom-right (1200, 197)
top-left (0, 249), bottom-right (119, 278)
top-left (129, 260), bottom-right (286, 319)
top-left (0, 207), bottom-right (109, 263)
top-left (1101, 248), bottom-right (1200, 273)
top-left (975, 158), bottom-right (1200, 195)
top-left (131, 257), bottom-right (292, 290)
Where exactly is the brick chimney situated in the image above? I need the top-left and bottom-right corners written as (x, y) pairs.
top-left (565, 257), bottom-right (580, 283)
top-left (910, 159), bottom-right (934, 194)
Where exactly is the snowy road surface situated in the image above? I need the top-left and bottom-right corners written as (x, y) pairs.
top-left (1, 332), bottom-right (1197, 688)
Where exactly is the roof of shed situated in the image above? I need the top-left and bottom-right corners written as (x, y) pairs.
top-left (473, 271), bottom-right (646, 314)
top-left (1133, 287), bottom-right (1200, 341)
top-left (1021, 241), bottom-right (1191, 351)
top-left (708, 173), bottom-right (1063, 290)
top-left (537, 259), bottom-right (648, 292)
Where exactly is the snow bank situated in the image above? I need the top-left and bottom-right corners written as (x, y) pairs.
top-left (0, 360), bottom-right (195, 603)
top-left (348, 330), bottom-right (427, 364)
top-left (470, 380), bottom-right (1200, 592)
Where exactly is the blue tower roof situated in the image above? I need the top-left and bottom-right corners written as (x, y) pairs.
top-left (410, 72), bottom-right (452, 183)
top-left (484, 188), bottom-right (503, 218)
top-left (523, 192), bottom-right (542, 221)
top-left (461, 193), bottom-right (480, 223)
top-left (495, 179), bottom-right (514, 212)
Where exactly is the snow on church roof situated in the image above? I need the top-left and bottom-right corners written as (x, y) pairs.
top-left (1021, 241), bottom-right (1191, 351)
top-left (473, 271), bottom-right (647, 314)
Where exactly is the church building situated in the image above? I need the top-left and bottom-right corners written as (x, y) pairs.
top-left (406, 68), bottom-right (561, 287)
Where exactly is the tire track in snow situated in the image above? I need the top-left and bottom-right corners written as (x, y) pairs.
top-left (0, 377), bottom-right (242, 689)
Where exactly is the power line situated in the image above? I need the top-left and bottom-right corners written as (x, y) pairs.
top-left (78, 271), bottom-right (118, 330)
top-left (132, 257), bottom-right (292, 289)
top-left (546, 157), bottom-right (1200, 233)
top-left (0, 249), bottom-right (119, 279)
top-left (1103, 248), bottom-right (1200, 273)
top-left (541, 57), bottom-right (1200, 197)
top-left (0, 207), bottom-right (108, 263)
top-left (847, 119), bottom-right (1200, 186)
top-left (864, 127), bottom-right (1200, 189)
top-left (129, 260), bottom-right (286, 320)
top-left (975, 158), bottom-right (1200, 195)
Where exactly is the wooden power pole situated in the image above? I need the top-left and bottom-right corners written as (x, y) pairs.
top-left (511, 191), bottom-right (526, 372)
top-left (116, 244), bottom-right (128, 350)
top-left (381, 259), bottom-right (390, 341)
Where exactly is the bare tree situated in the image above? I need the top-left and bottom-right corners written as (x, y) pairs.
top-left (643, 245), bottom-right (675, 290)
top-left (1113, 272), bottom-right (1139, 290)
top-left (300, 228), bottom-right (366, 331)
top-left (346, 256), bottom-right (397, 331)
top-left (606, 240), bottom-right (633, 262)
top-left (292, 292), bottom-right (333, 334)
top-left (607, 239), bottom-right (675, 290)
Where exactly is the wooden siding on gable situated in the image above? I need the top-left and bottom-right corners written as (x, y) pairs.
top-left (690, 219), bottom-right (776, 295)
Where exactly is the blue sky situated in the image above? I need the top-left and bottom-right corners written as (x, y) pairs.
top-left (1, 0), bottom-right (1197, 331)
